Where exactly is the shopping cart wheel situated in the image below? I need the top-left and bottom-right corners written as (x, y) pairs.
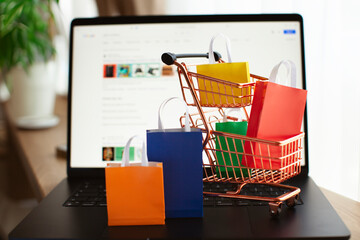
top-left (285, 194), bottom-right (299, 208)
top-left (269, 202), bottom-right (282, 217)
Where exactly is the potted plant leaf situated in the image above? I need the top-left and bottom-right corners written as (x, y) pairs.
top-left (0, 0), bottom-right (60, 129)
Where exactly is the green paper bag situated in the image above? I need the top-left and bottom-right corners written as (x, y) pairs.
top-left (215, 121), bottom-right (250, 179)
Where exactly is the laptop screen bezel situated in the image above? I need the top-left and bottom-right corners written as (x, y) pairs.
top-left (67, 14), bottom-right (308, 178)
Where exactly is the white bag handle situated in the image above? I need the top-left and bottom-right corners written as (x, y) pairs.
top-left (158, 97), bottom-right (190, 132)
top-left (209, 33), bottom-right (232, 64)
top-left (269, 60), bottom-right (297, 88)
top-left (122, 135), bottom-right (148, 167)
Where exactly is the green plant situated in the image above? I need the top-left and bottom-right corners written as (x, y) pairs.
top-left (0, 0), bottom-right (58, 76)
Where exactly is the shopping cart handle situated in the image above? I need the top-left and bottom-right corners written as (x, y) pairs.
top-left (161, 52), bottom-right (222, 65)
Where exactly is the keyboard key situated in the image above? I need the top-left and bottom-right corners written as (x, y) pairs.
top-left (81, 202), bottom-right (96, 207)
top-left (98, 202), bottom-right (107, 207)
top-left (215, 197), bottom-right (234, 206)
top-left (252, 201), bottom-right (268, 206)
top-left (64, 201), bottom-right (80, 207)
top-left (203, 196), bottom-right (214, 207)
top-left (235, 200), bottom-right (250, 206)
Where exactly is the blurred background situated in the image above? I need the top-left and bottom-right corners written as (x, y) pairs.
top-left (0, 0), bottom-right (359, 239)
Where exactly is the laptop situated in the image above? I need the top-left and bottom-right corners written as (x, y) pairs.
top-left (9, 14), bottom-right (351, 240)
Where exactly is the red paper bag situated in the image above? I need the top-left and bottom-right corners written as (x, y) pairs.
top-left (243, 60), bottom-right (307, 170)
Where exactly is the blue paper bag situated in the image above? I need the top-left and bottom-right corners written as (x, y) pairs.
top-left (147, 98), bottom-right (203, 218)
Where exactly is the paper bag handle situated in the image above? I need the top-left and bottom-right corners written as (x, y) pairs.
top-left (158, 97), bottom-right (190, 132)
top-left (122, 135), bottom-right (148, 167)
top-left (269, 60), bottom-right (297, 88)
top-left (209, 33), bottom-right (232, 64)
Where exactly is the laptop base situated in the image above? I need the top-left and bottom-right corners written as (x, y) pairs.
top-left (9, 176), bottom-right (350, 240)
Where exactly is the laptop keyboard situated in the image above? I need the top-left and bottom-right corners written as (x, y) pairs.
top-left (203, 182), bottom-right (303, 207)
top-left (63, 181), bottom-right (302, 207)
top-left (63, 181), bottom-right (107, 207)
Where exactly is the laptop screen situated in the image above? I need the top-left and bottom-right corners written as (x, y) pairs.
top-left (69, 15), bottom-right (306, 170)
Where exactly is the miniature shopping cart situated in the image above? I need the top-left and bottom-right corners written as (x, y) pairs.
top-left (162, 52), bottom-right (304, 216)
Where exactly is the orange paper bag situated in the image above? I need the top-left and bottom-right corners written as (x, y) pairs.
top-left (243, 60), bottom-right (307, 170)
top-left (196, 33), bottom-right (251, 106)
top-left (105, 136), bottom-right (165, 226)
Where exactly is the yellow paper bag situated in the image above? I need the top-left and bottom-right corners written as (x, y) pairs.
top-left (196, 34), bottom-right (251, 107)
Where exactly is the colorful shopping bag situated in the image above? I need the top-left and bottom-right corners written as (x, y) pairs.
top-left (215, 114), bottom-right (250, 179)
top-left (243, 60), bottom-right (307, 170)
top-left (147, 97), bottom-right (203, 218)
top-left (105, 136), bottom-right (165, 226)
top-left (196, 33), bottom-right (251, 106)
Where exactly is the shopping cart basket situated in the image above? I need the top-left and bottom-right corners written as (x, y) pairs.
top-left (162, 52), bottom-right (304, 216)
